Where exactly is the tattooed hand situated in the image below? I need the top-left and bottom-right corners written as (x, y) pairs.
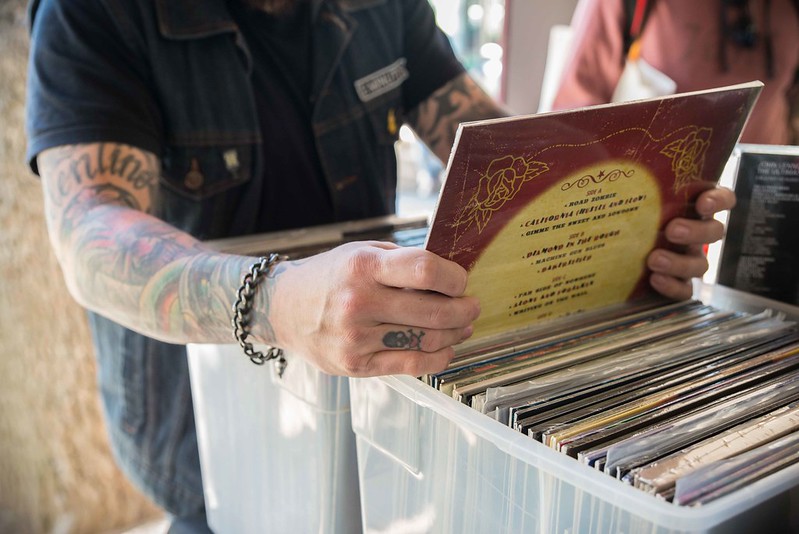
top-left (268, 241), bottom-right (480, 377)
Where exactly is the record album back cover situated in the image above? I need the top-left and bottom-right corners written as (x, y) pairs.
top-left (426, 82), bottom-right (763, 339)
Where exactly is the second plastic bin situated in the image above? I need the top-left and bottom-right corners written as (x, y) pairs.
top-left (350, 285), bottom-right (799, 534)
top-left (187, 345), bottom-right (361, 534)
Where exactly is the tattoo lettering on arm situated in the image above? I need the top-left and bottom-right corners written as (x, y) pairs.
top-left (383, 329), bottom-right (426, 350)
top-left (42, 143), bottom-right (158, 213)
top-left (408, 72), bottom-right (508, 162)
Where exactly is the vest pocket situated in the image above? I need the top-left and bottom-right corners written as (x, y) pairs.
top-left (160, 144), bottom-right (254, 200)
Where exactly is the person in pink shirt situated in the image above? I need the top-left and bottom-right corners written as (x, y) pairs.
top-left (553, 0), bottom-right (799, 145)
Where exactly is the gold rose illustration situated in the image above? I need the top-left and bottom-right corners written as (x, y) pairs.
top-left (660, 126), bottom-right (712, 193)
top-left (455, 155), bottom-right (549, 234)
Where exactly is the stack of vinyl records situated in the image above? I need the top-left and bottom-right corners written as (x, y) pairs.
top-left (232, 214), bottom-right (799, 507)
top-left (426, 300), bottom-right (799, 506)
top-left (414, 81), bottom-right (799, 506)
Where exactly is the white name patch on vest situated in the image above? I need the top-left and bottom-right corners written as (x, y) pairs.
top-left (354, 58), bottom-right (409, 102)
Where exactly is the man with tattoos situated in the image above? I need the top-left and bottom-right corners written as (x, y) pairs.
top-left (25, 0), bottom-right (735, 531)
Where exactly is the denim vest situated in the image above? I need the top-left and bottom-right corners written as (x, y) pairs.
top-left (151, 0), bottom-right (404, 240)
top-left (61, 0), bottom-right (410, 515)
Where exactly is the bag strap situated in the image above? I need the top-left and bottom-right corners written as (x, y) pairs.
top-left (623, 0), bottom-right (798, 56)
top-left (622, 0), bottom-right (656, 60)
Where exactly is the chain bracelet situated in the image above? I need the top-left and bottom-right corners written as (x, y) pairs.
top-left (232, 253), bottom-right (287, 375)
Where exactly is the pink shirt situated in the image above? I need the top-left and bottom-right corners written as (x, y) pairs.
top-left (552, 0), bottom-right (799, 144)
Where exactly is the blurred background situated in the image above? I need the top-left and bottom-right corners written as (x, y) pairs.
top-left (0, 1), bottom-right (578, 532)
top-left (397, 0), bottom-right (578, 215)
top-left (0, 2), bottom-right (163, 533)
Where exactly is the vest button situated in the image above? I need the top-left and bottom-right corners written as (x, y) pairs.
top-left (184, 158), bottom-right (204, 191)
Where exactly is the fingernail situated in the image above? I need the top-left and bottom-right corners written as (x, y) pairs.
top-left (701, 195), bottom-right (716, 214)
top-left (671, 224), bottom-right (689, 240)
top-left (650, 273), bottom-right (667, 287)
top-left (651, 254), bottom-right (671, 271)
top-left (461, 325), bottom-right (474, 341)
top-left (470, 301), bottom-right (481, 320)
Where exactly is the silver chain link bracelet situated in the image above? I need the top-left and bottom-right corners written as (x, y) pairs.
top-left (232, 254), bottom-right (287, 377)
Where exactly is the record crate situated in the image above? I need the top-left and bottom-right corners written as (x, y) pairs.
top-left (186, 216), bottom-right (426, 534)
top-left (187, 346), bottom-right (360, 534)
top-left (349, 284), bottom-right (799, 534)
top-left (187, 85), bottom-right (786, 532)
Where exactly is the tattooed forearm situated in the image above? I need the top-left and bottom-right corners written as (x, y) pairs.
top-left (408, 72), bottom-right (508, 162)
top-left (37, 142), bottom-right (276, 345)
top-left (139, 251), bottom-right (259, 341)
top-left (69, 203), bottom-right (203, 286)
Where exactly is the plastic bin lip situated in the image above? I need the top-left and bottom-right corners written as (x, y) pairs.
top-left (371, 374), bottom-right (799, 527)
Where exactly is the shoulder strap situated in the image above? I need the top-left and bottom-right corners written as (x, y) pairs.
top-left (622, 0), bottom-right (798, 56)
top-left (622, 0), bottom-right (656, 57)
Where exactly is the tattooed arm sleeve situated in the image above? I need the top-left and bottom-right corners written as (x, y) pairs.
top-left (37, 143), bottom-right (278, 345)
top-left (407, 72), bottom-right (510, 163)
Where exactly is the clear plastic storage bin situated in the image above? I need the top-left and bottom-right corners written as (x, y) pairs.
top-left (350, 284), bottom-right (799, 534)
top-left (187, 346), bottom-right (361, 534)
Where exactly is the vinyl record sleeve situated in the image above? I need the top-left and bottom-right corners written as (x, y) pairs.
top-left (548, 343), bottom-right (799, 457)
top-left (717, 144), bottom-right (799, 305)
top-left (673, 430), bottom-right (799, 506)
top-left (517, 333), bottom-right (799, 441)
top-left (440, 302), bottom-right (713, 401)
top-left (456, 307), bottom-right (736, 408)
top-left (426, 82), bottom-right (762, 340)
top-left (632, 399), bottom-right (799, 495)
top-left (475, 310), bottom-right (793, 416)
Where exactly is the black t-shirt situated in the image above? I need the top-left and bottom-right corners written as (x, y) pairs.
top-left (227, 0), bottom-right (334, 231)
